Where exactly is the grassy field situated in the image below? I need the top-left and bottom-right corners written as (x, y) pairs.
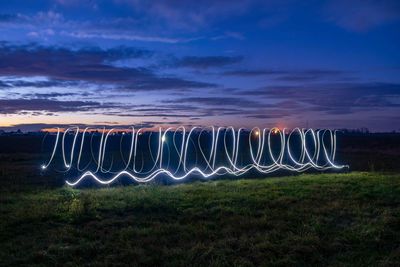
top-left (1, 170), bottom-right (400, 266)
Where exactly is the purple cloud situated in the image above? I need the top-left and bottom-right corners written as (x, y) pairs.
top-left (0, 43), bottom-right (215, 91)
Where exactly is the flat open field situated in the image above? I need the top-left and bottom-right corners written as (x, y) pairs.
top-left (1, 151), bottom-right (399, 266)
top-left (1, 134), bottom-right (400, 266)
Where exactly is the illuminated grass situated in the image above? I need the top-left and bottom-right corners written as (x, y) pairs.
top-left (1, 172), bottom-right (399, 266)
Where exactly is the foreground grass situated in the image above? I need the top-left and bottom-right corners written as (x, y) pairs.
top-left (1, 172), bottom-right (400, 266)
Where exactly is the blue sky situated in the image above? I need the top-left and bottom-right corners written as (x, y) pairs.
top-left (0, 0), bottom-right (399, 131)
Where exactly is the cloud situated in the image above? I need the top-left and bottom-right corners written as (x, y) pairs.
top-left (63, 31), bottom-right (192, 44)
top-left (157, 96), bottom-right (310, 120)
top-left (244, 109), bottom-right (293, 119)
top-left (117, 0), bottom-right (257, 31)
top-left (104, 112), bottom-right (195, 118)
top-left (0, 78), bottom-right (80, 89)
top-left (161, 96), bottom-right (262, 107)
top-left (211, 31), bottom-right (245, 41)
top-left (0, 122), bottom-right (157, 132)
top-left (223, 68), bottom-right (349, 81)
top-left (325, 0), bottom-right (400, 32)
top-left (0, 99), bottom-right (118, 114)
top-left (101, 102), bottom-right (260, 119)
top-left (0, 1), bottom-right (286, 34)
top-left (22, 92), bottom-right (89, 99)
top-left (0, 11), bottom-right (64, 26)
top-left (0, 43), bottom-right (215, 91)
top-left (235, 82), bottom-right (400, 115)
top-left (0, 9), bottom-right (204, 44)
top-left (174, 56), bottom-right (243, 69)
top-left (223, 69), bottom-right (287, 76)
top-left (0, 80), bottom-right (12, 88)
top-left (0, 119), bottom-right (197, 131)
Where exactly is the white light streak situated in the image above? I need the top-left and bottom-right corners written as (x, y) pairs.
top-left (41, 127), bottom-right (349, 186)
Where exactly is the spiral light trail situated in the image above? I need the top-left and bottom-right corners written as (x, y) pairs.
top-left (41, 127), bottom-right (348, 186)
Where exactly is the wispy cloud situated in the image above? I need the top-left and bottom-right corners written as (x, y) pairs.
top-left (63, 31), bottom-right (196, 44)
top-left (173, 56), bottom-right (243, 69)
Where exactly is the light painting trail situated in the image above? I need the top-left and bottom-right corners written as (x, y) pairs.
top-left (41, 127), bottom-right (349, 186)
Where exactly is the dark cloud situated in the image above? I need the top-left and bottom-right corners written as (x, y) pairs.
top-left (161, 96), bottom-right (262, 107)
top-left (223, 68), bottom-right (349, 82)
top-left (236, 82), bottom-right (400, 115)
top-left (0, 43), bottom-right (215, 90)
top-left (0, 99), bottom-right (118, 114)
top-left (102, 103), bottom-right (252, 119)
top-left (157, 97), bottom-right (307, 120)
top-left (103, 112), bottom-right (195, 118)
top-left (174, 56), bottom-right (243, 69)
top-left (245, 109), bottom-right (293, 119)
top-left (0, 80), bottom-right (11, 88)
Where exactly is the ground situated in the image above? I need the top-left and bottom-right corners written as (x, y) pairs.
top-left (1, 168), bottom-right (400, 266)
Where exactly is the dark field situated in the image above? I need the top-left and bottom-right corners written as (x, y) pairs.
top-left (1, 133), bottom-right (400, 266)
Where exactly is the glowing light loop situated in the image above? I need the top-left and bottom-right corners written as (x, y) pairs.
top-left (41, 127), bottom-right (348, 186)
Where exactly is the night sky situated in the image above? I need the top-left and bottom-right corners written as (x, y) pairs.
top-left (0, 0), bottom-right (399, 132)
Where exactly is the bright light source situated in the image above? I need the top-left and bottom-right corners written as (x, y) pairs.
top-left (162, 135), bottom-right (166, 142)
top-left (254, 131), bottom-right (260, 136)
top-left (41, 165), bottom-right (46, 170)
